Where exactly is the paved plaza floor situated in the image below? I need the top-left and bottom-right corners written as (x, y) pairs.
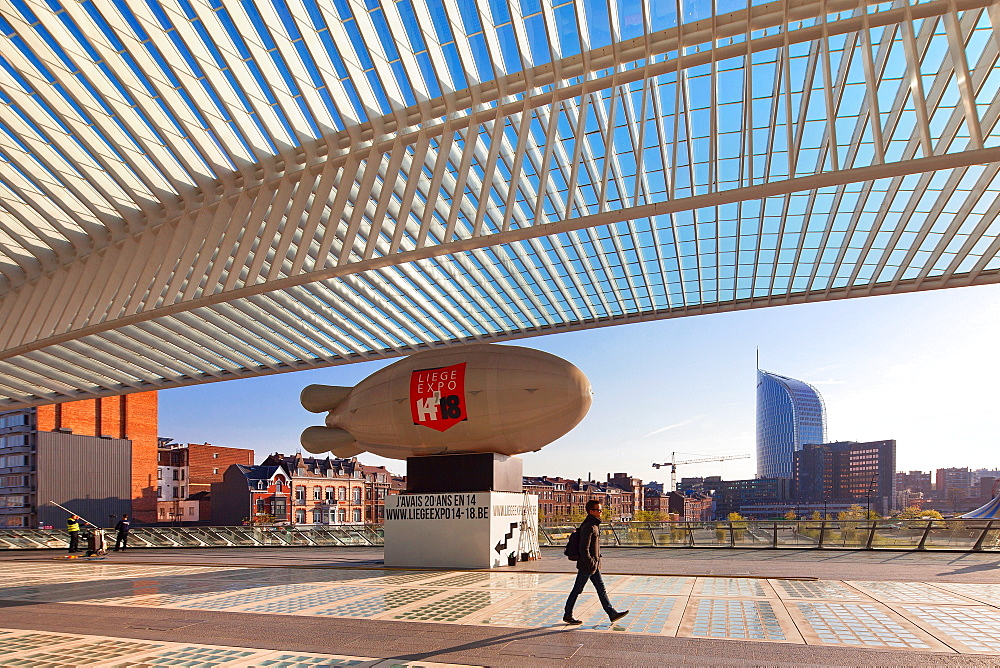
top-left (1, 547), bottom-right (1000, 666)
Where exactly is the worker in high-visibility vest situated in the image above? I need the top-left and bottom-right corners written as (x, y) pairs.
top-left (66, 515), bottom-right (81, 553)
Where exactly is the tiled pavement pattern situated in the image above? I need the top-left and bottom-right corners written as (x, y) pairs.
top-left (0, 628), bottom-right (475, 667)
top-left (685, 598), bottom-right (787, 641)
top-left (4, 562), bottom-right (1000, 656)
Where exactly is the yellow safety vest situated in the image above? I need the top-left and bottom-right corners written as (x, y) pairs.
top-left (66, 518), bottom-right (80, 532)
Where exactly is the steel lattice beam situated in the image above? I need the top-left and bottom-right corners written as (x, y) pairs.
top-left (0, 0), bottom-right (998, 406)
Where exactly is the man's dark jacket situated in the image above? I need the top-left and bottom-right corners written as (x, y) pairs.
top-left (115, 519), bottom-right (130, 534)
top-left (576, 514), bottom-right (601, 574)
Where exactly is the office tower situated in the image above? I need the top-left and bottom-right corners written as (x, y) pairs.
top-left (793, 440), bottom-right (897, 515)
top-left (756, 370), bottom-right (827, 479)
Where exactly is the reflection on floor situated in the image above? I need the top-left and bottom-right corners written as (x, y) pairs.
top-left (0, 628), bottom-right (477, 667)
top-left (2, 561), bottom-right (1000, 655)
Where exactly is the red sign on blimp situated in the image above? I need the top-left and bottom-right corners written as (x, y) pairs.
top-left (410, 363), bottom-right (467, 431)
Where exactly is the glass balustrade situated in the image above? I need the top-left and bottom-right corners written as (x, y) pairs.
top-left (536, 519), bottom-right (1000, 552)
top-left (0, 525), bottom-right (383, 550)
top-left (2, 520), bottom-right (997, 551)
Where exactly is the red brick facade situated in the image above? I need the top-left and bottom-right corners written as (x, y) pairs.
top-left (360, 464), bottom-right (393, 523)
top-left (186, 443), bottom-right (255, 496)
top-left (524, 476), bottom-right (627, 525)
top-left (36, 392), bottom-right (159, 523)
top-left (263, 454), bottom-right (368, 525)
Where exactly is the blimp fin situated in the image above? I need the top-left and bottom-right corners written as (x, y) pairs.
top-left (301, 425), bottom-right (357, 456)
top-left (300, 384), bottom-right (352, 413)
top-left (330, 444), bottom-right (365, 458)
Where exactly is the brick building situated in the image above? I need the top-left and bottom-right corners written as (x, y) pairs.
top-left (642, 488), bottom-right (673, 518)
top-left (524, 476), bottom-right (629, 525)
top-left (187, 443), bottom-right (255, 498)
top-left (263, 453), bottom-right (367, 525)
top-left (0, 392), bottom-right (159, 526)
top-left (667, 491), bottom-right (714, 521)
top-left (210, 465), bottom-right (291, 526)
top-left (895, 471), bottom-right (933, 498)
top-left (895, 470), bottom-right (933, 511)
top-left (606, 473), bottom-right (644, 521)
top-left (360, 463), bottom-right (395, 523)
top-left (37, 392), bottom-right (159, 522)
top-left (156, 441), bottom-right (254, 523)
top-left (935, 467), bottom-right (972, 504)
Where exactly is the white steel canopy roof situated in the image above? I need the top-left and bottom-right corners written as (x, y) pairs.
top-left (0, 0), bottom-right (998, 407)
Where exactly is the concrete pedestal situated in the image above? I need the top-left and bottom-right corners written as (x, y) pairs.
top-left (406, 453), bottom-right (523, 494)
top-left (384, 491), bottom-right (539, 569)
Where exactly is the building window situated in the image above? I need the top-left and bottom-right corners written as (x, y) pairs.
top-left (352, 488), bottom-right (361, 504)
top-left (313, 487), bottom-right (321, 500)
top-left (181, 470), bottom-right (185, 480)
top-left (213, 468), bottom-right (219, 475)
top-left (172, 470), bottom-right (179, 480)
top-left (338, 487), bottom-right (346, 501)
top-left (295, 487), bottom-right (304, 501)
top-left (325, 487), bottom-right (334, 501)
top-left (158, 486), bottom-right (162, 499)
top-left (188, 507), bottom-right (194, 516)
top-left (180, 486), bottom-right (185, 497)
top-left (296, 510), bottom-right (306, 523)
top-left (312, 509), bottom-right (323, 523)
top-left (213, 453), bottom-right (219, 459)
top-left (157, 469), bottom-right (162, 480)
top-left (338, 508), bottom-right (347, 522)
top-left (353, 508), bottom-right (361, 523)
top-left (173, 488), bottom-right (178, 499)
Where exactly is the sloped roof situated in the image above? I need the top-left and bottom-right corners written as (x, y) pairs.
top-left (959, 494), bottom-right (1000, 519)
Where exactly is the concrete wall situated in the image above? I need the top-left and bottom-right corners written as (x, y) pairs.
top-left (36, 431), bottom-right (132, 528)
top-left (36, 392), bottom-right (159, 523)
top-left (210, 466), bottom-right (251, 526)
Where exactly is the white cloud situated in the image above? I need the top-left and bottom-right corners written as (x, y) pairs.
top-left (642, 415), bottom-right (706, 438)
top-left (807, 378), bottom-right (848, 385)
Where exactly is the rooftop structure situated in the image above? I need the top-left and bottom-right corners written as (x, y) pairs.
top-left (0, 0), bottom-right (997, 408)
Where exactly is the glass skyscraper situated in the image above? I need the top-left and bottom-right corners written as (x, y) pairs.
top-left (756, 370), bottom-right (827, 479)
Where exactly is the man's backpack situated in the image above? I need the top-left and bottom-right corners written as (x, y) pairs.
top-left (564, 528), bottom-right (581, 560)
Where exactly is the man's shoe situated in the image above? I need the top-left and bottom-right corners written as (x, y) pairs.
top-left (563, 615), bottom-right (583, 625)
top-left (609, 610), bottom-right (630, 623)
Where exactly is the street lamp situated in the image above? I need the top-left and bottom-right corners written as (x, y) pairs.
top-left (866, 471), bottom-right (878, 518)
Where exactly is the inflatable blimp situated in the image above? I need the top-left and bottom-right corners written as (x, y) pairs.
top-left (300, 344), bottom-right (592, 460)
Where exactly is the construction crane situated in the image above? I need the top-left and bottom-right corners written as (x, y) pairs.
top-left (652, 452), bottom-right (751, 492)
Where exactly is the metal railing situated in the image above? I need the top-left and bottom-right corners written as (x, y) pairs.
top-left (2, 519), bottom-right (997, 551)
top-left (538, 519), bottom-right (1000, 551)
top-left (0, 525), bottom-right (383, 550)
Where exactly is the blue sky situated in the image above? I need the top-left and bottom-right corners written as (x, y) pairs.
top-left (160, 282), bottom-right (1000, 484)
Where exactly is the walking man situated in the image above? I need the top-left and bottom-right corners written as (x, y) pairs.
top-left (563, 499), bottom-right (628, 625)
top-left (114, 514), bottom-right (130, 551)
top-left (66, 514), bottom-right (81, 553)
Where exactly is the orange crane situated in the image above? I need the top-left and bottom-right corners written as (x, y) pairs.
top-left (652, 452), bottom-right (751, 491)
